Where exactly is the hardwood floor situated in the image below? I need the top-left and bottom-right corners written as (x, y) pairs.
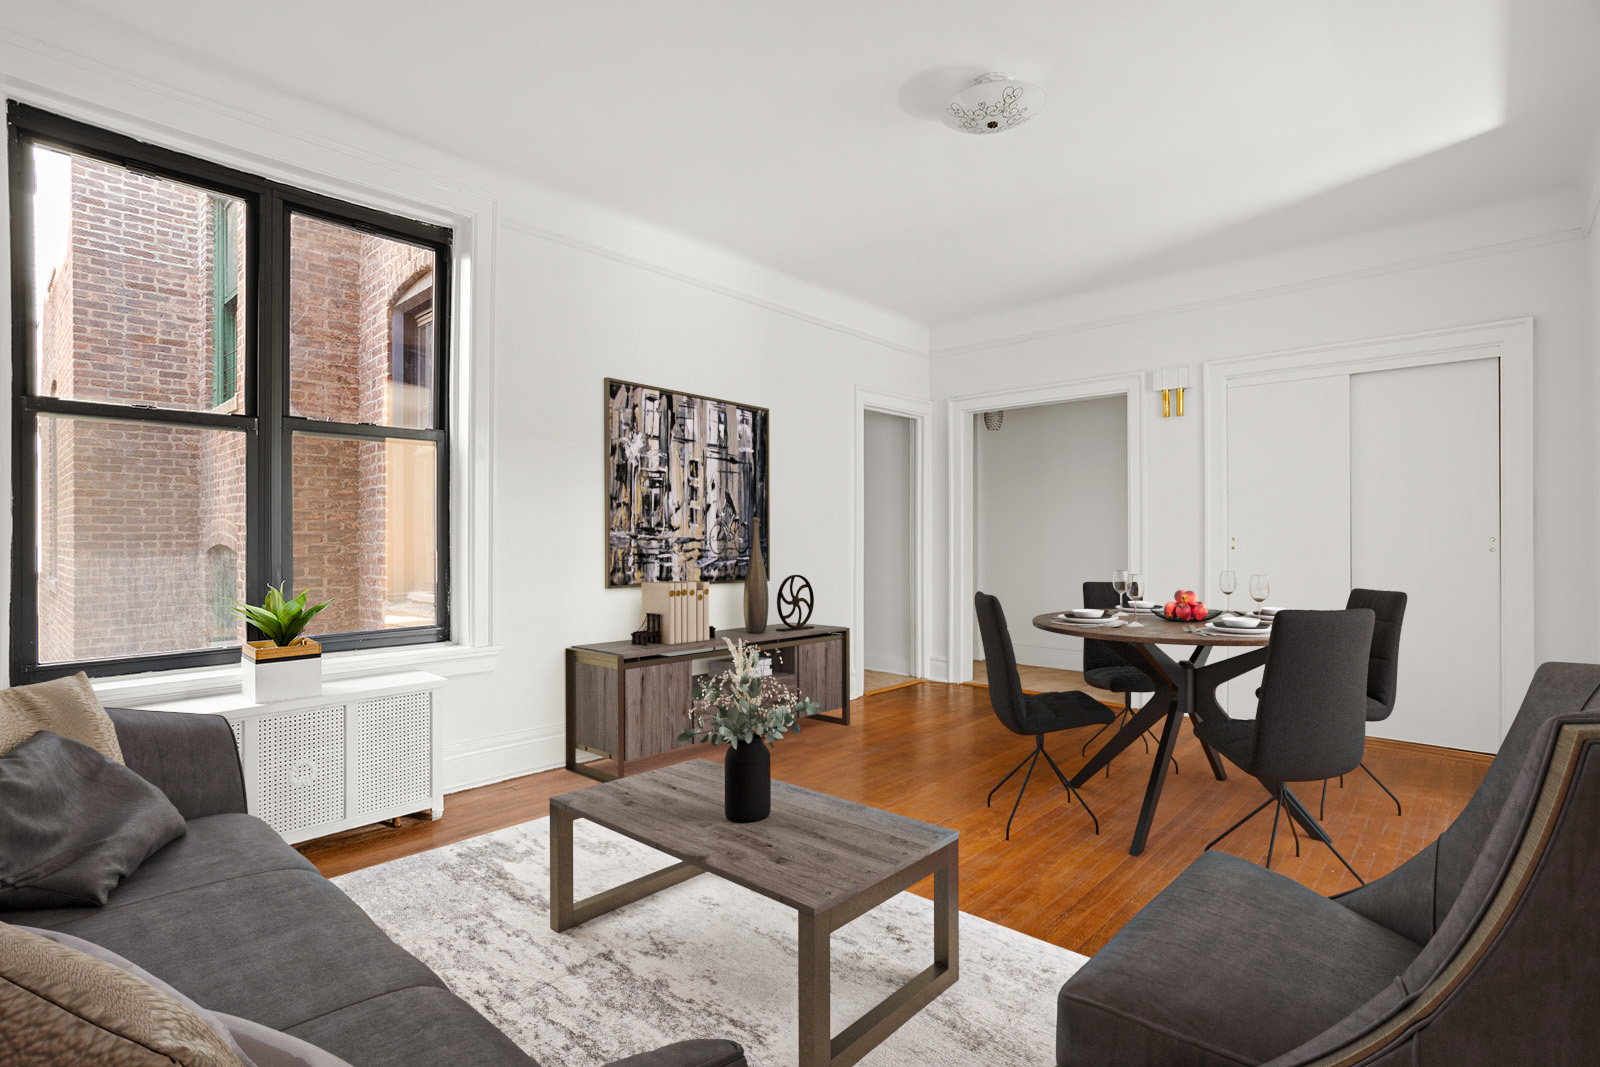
top-left (298, 682), bottom-right (1488, 956)
top-left (863, 669), bottom-right (919, 694)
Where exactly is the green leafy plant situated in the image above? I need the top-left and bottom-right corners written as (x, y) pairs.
top-left (678, 638), bottom-right (821, 748)
top-left (232, 584), bottom-right (332, 647)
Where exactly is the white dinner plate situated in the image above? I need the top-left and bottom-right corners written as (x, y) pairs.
top-left (1057, 614), bottom-right (1124, 627)
top-left (1200, 622), bottom-right (1270, 637)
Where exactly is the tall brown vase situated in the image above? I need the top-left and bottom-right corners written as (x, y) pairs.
top-left (744, 517), bottom-right (768, 634)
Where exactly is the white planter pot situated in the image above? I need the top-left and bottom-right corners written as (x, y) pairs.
top-left (242, 639), bottom-right (322, 703)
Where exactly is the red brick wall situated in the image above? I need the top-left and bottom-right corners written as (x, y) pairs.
top-left (35, 159), bottom-right (436, 662)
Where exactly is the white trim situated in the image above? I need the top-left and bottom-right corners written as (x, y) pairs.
top-left (91, 643), bottom-right (500, 707)
top-left (442, 722), bottom-right (567, 792)
top-left (505, 218), bottom-right (926, 357)
top-left (861, 652), bottom-right (914, 676)
top-left (931, 229), bottom-right (1581, 359)
top-left (854, 388), bottom-right (934, 696)
top-left (1201, 318), bottom-right (1535, 741)
top-left (946, 373), bottom-right (1147, 683)
top-left (0, 72), bottom-right (501, 682)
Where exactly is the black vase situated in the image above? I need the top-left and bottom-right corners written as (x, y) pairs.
top-left (724, 739), bottom-right (771, 822)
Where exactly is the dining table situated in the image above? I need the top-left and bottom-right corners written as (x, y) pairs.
top-left (1031, 608), bottom-right (1312, 856)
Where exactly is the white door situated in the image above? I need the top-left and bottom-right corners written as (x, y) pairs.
top-left (1351, 359), bottom-right (1500, 752)
top-left (1222, 376), bottom-right (1352, 712)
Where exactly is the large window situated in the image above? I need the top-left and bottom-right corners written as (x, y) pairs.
top-left (8, 104), bottom-right (451, 682)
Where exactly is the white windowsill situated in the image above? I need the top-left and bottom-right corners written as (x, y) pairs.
top-left (90, 642), bottom-right (500, 708)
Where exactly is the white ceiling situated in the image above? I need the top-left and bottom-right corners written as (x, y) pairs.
top-left (50, 0), bottom-right (1600, 323)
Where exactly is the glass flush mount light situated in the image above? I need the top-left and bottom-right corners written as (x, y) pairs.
top-left (942, 72), bottom-right (1045, 134)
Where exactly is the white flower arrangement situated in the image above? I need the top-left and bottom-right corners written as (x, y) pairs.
top-left (677, 638), bottom-right (820, 748)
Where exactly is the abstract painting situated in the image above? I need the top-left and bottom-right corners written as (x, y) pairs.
top-left (605, 379), bottom-right (769, 587)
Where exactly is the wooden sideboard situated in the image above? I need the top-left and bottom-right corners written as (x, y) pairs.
top-left (565, 625), bottom-right (849, 780)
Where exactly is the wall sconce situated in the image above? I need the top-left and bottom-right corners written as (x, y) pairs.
top-left (1155, 367), bottom-right (1190, 418)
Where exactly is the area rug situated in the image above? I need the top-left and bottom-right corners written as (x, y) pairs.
top-left (333, 817), bottom-right (1088, 1066)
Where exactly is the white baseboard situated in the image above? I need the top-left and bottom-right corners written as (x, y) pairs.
top-left (927, 653), bottom-right (953, 682)
top-left (988, 639), bottom-right (1083, 672)
top-left (441, 723), bottom-right (566, 792)
top-left (862, 652), bottom-right (912, 676)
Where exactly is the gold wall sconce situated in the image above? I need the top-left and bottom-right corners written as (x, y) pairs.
top-left (1156, 366), bottom-right (1190, 418)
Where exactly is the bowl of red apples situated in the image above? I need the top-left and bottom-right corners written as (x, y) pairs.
top-left (1161, 589), bottom-right (1222, 623)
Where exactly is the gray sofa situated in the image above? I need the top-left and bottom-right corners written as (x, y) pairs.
top-left (1056, 661), bottom-right (1600, 1066)
top-left (3, 707), bottom-right (745, 1067)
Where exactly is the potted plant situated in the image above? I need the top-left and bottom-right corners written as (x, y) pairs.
top-left (233, 584), bottom-right (332, 703)
top-left (678, 638), bottom-right (820, 822)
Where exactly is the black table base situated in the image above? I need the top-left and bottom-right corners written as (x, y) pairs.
top-left (1070, 639), bottom-right (1276, 855)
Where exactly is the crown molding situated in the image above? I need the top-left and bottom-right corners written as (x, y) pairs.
top-left (502, 216), bottom-right (928, 357)
top-left (931, 224), bottom-right (1585, 359)
top-left (1, 26), bottom-right (928, 360)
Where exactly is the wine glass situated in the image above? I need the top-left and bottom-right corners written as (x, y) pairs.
top-left (1219, 570), bottom-right (1237, 614)
top-left (1249, 573), bottom-right (1271, 616)
top-left (1112, 569), bottom-right (1129, 611)
top-left (1125, 573), bottom-right (1145, 627)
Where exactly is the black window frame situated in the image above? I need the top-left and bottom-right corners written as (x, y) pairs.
top-left (7, 102), bottom-right (452, 684)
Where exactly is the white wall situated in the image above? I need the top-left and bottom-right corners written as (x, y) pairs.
top-left (933, 192), bottom-right (1599, 713)
top-left (972, 398), bottom-right (1128, 671)
top-left (0, 13), bottom-right (929, 791)
top-left (862, 411), bottom-right (913, 676)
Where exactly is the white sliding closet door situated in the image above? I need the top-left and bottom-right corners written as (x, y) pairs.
top-left (1222, 376), bottom-right (1351, 712)
top-left (1350, 359), bottom-right (1500, 752)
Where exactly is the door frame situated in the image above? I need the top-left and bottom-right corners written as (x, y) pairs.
top-left (854, 388), bottom-right (933, 697)
top-left (1202, 318), bottom-right (1534, 741)
top-left (945, 373), bottom-right (1147, 683)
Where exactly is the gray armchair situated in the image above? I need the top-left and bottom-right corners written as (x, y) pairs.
top-left (1056, 661), bottom-right (1600, 1066)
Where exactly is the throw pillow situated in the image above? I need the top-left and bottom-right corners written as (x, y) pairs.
top-left (0, 922), bottom-right (248, 1066)
top-left (0, 671), bottom-right (123, 764)
top-left (17, 928), bottom-right (356, 1067)
top-left (17, 927), bottom-right (258, 1066)
top-left (0, 732), bottom-right (186, 910)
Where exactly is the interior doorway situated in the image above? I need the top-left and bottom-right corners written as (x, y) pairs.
top-left (863, 410), bottom-right (918, 693)
top-left (971, 397), bottom-right (1128, 687)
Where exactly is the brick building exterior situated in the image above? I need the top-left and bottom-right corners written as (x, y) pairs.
top-left (37, 154), bottom-right (435, 664)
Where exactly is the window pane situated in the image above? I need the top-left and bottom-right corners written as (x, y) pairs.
top-left (292, 434), bottom-right (437, 633)
top-left (36, 417), bottom-right (247, 663)
top-left (289, 215), bottom-right (436, 429)
top-left (30, 145), bottom-right (246, 412)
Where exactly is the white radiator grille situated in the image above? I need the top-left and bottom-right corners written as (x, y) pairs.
top-left (229, 719), bottom-right (243, 750)
top-left (255, 706), bottom-right (346, 834)
top-left (354, 691), bottom-right (432, 817)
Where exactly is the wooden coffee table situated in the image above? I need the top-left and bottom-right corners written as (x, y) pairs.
top-left (550, 759), bottom-right (959, 1067)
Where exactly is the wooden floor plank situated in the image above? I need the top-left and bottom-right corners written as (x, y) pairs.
top-left (298, 681), bottom-right (1488, 956)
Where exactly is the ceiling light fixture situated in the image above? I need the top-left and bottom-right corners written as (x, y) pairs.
top-left (942, 72), bottom-right (1044, 135)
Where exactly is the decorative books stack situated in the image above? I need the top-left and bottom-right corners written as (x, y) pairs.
top-left (641, 581), bottom-right (711, 644)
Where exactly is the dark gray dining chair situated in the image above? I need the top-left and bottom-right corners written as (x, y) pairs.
top-left (1193, 608), bottom-right (1375, 882)
top-left (1320, 588), bottom-right (1409, 818)
top-left (974, 591), bottom-right (1116, 839)
top-left (1079, 581), bottom-right (1166, 776)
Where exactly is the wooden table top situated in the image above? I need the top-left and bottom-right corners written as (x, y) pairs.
top-left (1032, 610), bottom-right (1273, 646)
top-left (570, 624), bottom-right (847, 661)
top-left (549, 759), bottom-right (957, 916)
